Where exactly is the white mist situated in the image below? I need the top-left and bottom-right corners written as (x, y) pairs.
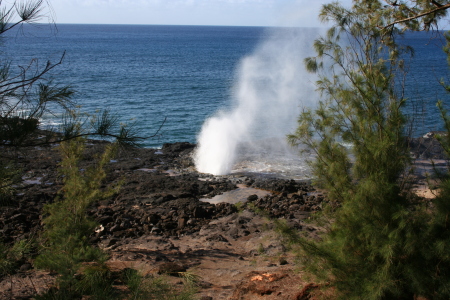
top-left (194, 28), bottom-right (320, 176)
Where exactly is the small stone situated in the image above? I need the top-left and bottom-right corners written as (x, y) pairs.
top-left (19, 263), bottom-right (32, 272)
top-left (104, 238), bottom-right (118, 247)
top-left (157, 262), bottom-right (186, 276)
top-left (109, 224), bottom-right (120, 232)
top-left (178, 217), bottom-right (187, 229)
top-left (206, 234), bottom-right (229, 243)
top-left (198, 281), bottom-right (213, 288)
top-left (247, 194), bottom-right (258, 201)
top-left (151, 227), bottom-right (161, 234)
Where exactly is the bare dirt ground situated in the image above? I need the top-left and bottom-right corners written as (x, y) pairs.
top-left (103, 210), bottom-right (316, 300)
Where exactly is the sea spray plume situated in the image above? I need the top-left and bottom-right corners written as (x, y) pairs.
top-left (194, 28), bottom-right (320, 175)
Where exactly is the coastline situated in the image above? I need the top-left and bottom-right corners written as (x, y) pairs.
top-left (0, 139), bottom-right (324, 299)
top-left (0, 133), bottom-right (447, 299)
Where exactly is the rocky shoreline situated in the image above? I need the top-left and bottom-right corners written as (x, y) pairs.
top-left (1, 140), bottom-right (323, 243)
top-left (1, 139), bottom-right (326, 299)
top-left (0, 133), bottom-right (446, 299)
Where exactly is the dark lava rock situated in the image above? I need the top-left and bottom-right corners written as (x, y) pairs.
top-left (244, 188), bottom-right (323, 220)
top-left (250, 178), bottom-right (313, 194)
top-left (0, 140), bottom-right (322, 248)
top-left (161, 142), bottom-right (196, 167)
top-left (162, 142), bottom-right (196, 154)
top-left (247, 194), bottom-right (258, 201)
top-left (408, 133), bottom-right (449, 159)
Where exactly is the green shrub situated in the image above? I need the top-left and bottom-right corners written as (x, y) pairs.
top-left (34, 138), bottom-right (118, 298)
top-left (0, 161), bottom-right (21, 206)
top-left (287, 2), bottom-right (450, 299)
top-left (0, 239), bottom-right (33, 278)
top-left (122, 270), bottom-right (197, 300)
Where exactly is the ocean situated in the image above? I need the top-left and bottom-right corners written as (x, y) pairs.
top-left (3, 24), bottom-right (449, 178)
top-left (3, 24), bottom-right (266, 147)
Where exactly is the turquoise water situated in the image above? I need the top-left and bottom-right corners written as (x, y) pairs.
top-left (2, 24), bottom-right (449, 150)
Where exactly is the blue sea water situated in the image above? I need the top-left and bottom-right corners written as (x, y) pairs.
top-left (398, 31), bottom-right (450, 134)
top-left (2, 24), bottom-right (449, 151)
top-left (2, 24), bottom-right (266, 147)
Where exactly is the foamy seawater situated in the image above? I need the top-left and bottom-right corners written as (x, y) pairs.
top-left (228, 139), bottom-right (315, 180)
top-left (231, 157), bottom-right (312, 180)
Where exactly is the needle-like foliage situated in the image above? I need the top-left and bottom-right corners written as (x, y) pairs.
top-left (288, 1), bottom-right (450, 299)
top-left (34, 137), bottom-right (119, 298)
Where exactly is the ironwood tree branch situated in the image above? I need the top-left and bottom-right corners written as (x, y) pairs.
top-left (384, 2), bottom-right (450, 28)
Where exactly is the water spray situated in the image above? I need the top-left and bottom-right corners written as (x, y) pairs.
top-left (195, 28), bottom-right (321, 176)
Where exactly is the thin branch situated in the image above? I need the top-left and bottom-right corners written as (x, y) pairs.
top-left (431, 0), bottom-right (444, 8)
top-left (145, 116), bottom-right (166, 139)
top-left (385, 1), bottom-right (399, 7)
top-left (384, 3), bottom-right (450, 28)
top-left (0, 182), bottom-right (14, 189)
top-left (0, 52), bottom-right (65, 93)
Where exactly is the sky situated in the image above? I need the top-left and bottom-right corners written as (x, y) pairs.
top-left (48, 0), bottom-right (353, 27)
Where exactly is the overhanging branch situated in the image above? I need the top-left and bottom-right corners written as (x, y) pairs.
top-left (384, 3), bottom-right (450, 28)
